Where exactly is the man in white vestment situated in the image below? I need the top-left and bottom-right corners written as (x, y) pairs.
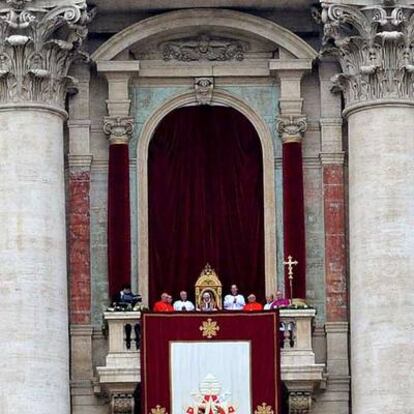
top-left (173, 290), bottom-right (195, 311)
top-left (224, 284), bottom-right (245, 310)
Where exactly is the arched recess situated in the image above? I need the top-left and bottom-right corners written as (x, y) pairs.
top-left (92, 8), bottom-right (317, 61)
top-left (137, 89), bottom-right (277, 304)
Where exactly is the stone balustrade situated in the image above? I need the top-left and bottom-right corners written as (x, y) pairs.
top-left (96, 309), bottom-right (325, 413)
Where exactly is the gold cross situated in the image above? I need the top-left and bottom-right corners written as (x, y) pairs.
top-left (284, 255), bottom-right (298, 281)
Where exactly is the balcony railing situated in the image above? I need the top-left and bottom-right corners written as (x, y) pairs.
top-left (96, 309), bottom-right (325, 413)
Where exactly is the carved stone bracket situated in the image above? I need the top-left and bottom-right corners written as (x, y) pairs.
top-left (111, 393), bottom-right (134, 414)
top-left (288, 391), bottom-right (312, 414)
top-left (320, 2), bottom-right (414, 107)
top-left (0, 0), bottom-right (94, 108)
top-left (194, 77), bottom-right (214, 105)
top-left (103, 116), bottom-right (134, 145)
top-left (277, 116), bottom-right (307, 143)
top-left (161, 34), bottom-right (249, 62)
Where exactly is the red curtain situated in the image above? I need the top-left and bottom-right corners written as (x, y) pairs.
top-left (282, 142), bottom-right (306, 299)
top-left (108, 144), bottom-right (131, 301)
top-left (148, 106), bottom-right (265, 305)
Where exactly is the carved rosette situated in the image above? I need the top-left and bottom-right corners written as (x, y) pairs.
top-left (0, 0), bottom-right (94, 108)
top-left (103, 116), bottom-right (134, 145)
top-left (288, 391), bottom-right (311, 414)
top-left (321, 2), bottom-right (414, 107)
top-left (277, 116), bottom-right (307, 144)
top-left (111, 393), bottom-right (134, 414)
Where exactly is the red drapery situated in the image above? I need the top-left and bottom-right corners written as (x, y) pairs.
top-left (282, 142), bottom-right (306, 299)
top-left (148, 106), bottom-right (265, 305)
top-left (108, 143), bottom-right (131, 300)
top-left (141, 312), bottom-right (281, 414)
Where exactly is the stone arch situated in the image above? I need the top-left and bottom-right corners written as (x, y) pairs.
top-left (136, 88), bottom-right (277, 304)
top-left (92, 8), bottom-right (317, 61)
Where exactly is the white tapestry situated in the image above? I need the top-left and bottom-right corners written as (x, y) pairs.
top-left (170, 341), bottom-right (251, 414)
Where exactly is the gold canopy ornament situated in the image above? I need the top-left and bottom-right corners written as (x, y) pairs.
top-left (195, 263), bottom-right (223, 310)
top-left (150, 405), bottom-right (168, 414)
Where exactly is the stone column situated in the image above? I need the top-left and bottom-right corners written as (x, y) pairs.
top-left (321, 2), bottom-right (414, 413)
top-left (98, 61), bottom-right (138, 301)
top-left (0, 2), bottom-right (91, 413)
top-left (276, 68), bottom-right (309, 300)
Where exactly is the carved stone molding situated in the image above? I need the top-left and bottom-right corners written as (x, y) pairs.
top-left (161, 34), bottom-right (249, 62)
top-left (103, 116), bottom-right (134, 145)
top-left (277, 116), bottom-right (307, 143)
top-left (111, 393), bottom-right (134, 414)
top-left (321, 2), bottom-right (414, 108)
top-left (0, 0), bottom-right (93, 109)
top-left (194, 77), bottom-right (214, 105)
top-left (288, 391), bottom-right (312, 414)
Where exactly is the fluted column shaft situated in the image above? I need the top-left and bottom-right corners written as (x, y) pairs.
top-left (0, 2), bottom-right (91, 413)
top-left (321, 3), bottom-right (414, 412)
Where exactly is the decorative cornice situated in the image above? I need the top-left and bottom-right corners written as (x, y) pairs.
top-left (103, 116), bottom-right (134, 145)
top-left (321, 2), bottom-right (414, 108)
top-left (277, 115), bottom-right (307, 143)
top-left (320, 151), bottom-right (346, 165)
top-left (194, 77), bottom-right (214, 105)
top-left (0, 0), bottom-right (94, 109)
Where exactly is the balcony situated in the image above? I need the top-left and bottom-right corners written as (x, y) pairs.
top-left (95, 309), bottom-right (325, 413)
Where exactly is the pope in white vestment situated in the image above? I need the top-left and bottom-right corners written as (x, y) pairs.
top-left (173, 291), bottom-right (195, 311)
top-left (223, 284), bottom-right (245, 310)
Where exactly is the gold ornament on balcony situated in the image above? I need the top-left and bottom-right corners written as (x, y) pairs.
top-left (254, 403), bottom-right (274, 414)
top-left (199, 318), bottom-right (220, 339)
top-left (150, 405), bottom-right (168, 414)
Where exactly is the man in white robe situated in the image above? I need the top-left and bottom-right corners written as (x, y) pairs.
top-left (223, 284), bottom-right (245, 310)
top-left (173, 290), bottom-right (195, 311)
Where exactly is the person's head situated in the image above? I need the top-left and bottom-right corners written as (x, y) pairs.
top-left (247, 294), bottom-right (256, 303)
top-left (265, 294), bottom-right (274, 304)
top-left (276, 290), bottom-right (284, 300)
top-left (202, 291), bottom-right (211, 302)
top-left (230, 284), bottom-right (238, 295)
top-left (161, 292), bottom-right (169, 302)
top-left (167, 295), bottom-right (172, 304)
top-left (180, 291), bottom-right (188, 301)
top-left (122, 284), bottom-right (131, 293)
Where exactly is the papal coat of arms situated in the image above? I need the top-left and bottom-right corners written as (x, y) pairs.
top-left (185, 374), bottom-right (237, 414)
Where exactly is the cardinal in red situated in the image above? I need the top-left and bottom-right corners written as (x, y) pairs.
top-left (243, 294), bottom-right (263, 311)
top-left (153, 292), bottom-right (174, 312)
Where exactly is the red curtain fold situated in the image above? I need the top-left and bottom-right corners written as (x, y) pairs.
top-left (108, 143), bottom-right (131, 300)
top-left (148, 106), bottom-right (265, 305)
top-left (282, 142), bottom-right (306, 299)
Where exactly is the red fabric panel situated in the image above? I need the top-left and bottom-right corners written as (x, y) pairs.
top-left (141, 312), bottom-right (280, 414)
top-left (108, 144), bottom-right (131, 300)
top-left (68, 170), bottom-right (91, 324)
top-left (148, 106), bottom-right (265, 305)
top-left (283, 142), bottom-right (306, 299)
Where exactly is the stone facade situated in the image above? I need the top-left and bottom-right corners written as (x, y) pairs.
top-left (0, 1), bottom-right (413, 413)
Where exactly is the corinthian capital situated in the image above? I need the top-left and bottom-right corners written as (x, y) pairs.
top-left (0, 0), bottom-right (93, 108)
top-left (277, 116), bottom-right (307, 143)
top-left (320, 1), bottom-right (414, 107)
top-left (103, 116), bottom-right (134, 145)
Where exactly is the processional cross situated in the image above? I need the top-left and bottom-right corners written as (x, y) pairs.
top-left (283, 255), bottom-right (298, 304)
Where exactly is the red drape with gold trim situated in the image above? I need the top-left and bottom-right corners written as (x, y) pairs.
top-left (148, 106), bottom-right (265, 305)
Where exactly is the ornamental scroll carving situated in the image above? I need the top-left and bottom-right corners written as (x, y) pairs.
top-left (320, 2), bottom-right (414, 107)
top-left (103, 116), bottom-right (134, 145)
top-left (161, 34), bottom-right (249, 62)
top-left (277, 116), bottom-right (307, 143)
top-left (0, 0), bottom-right (94, 108)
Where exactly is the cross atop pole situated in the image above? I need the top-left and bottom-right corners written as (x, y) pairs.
top-left (283, 255), bottom-right (298, 304)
